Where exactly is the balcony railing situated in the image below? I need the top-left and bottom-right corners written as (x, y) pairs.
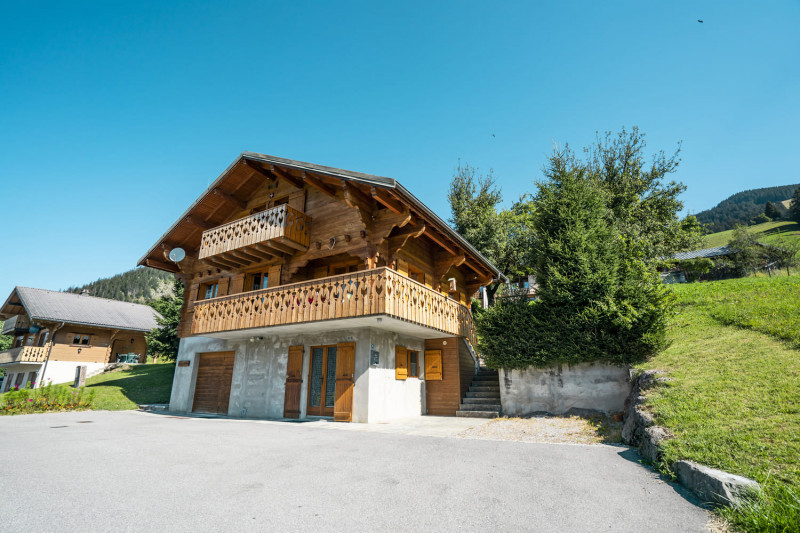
top-left (0, 346), bottom-right (49, 365)
top-left (198, 204), bottom-right (311, 262)
top-left (191, 267), bottom-right (476, 345)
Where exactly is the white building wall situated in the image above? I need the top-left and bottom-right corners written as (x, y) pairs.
top-left (41, 361), bottom-right (108, 386)
top-left (170, 327), bottom-right (430, 423)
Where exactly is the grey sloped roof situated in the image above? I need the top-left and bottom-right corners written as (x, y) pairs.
top-left (672, 246), bottom-right (734, 260)
top-left (13, 287), bottom-right (161, 332)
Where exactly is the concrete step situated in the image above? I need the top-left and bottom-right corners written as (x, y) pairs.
top-left (462, 397), bottom-right (500, 404)
top-left (471, 375), bottom-right (499, 382)
top-left (469, 386), bottom-right (500, 393)
top-left (456, 410), bottom-right (500, 418)
top-left (459, 403), bottom-right (501, 411)
top-left (466, 391), bottom-right (501, 398)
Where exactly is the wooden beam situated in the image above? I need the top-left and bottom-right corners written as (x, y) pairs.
top-left (214, 253), bottom-right (248, 268)
top-left (242, 246), bottom-right (274, 261)
top-left (228, 249), bottom-right (261, 264)
top-left (200, 258), bottom-right (233, 271)
top-left (255, 241), bottom-right (291, 256)
top-left (202, 254), bottom-right (240, 269)
top-left (161, 242), bottom-right (197, 259)
top-left (144, 258), bottom-right (180, 273)
top-left (185, 216), bottom-right (214, 231)
top-left (243, 160), bottom-right (277, 183)
top-left (464, 257), bottom-right (491, 277)
top-left (390, 222), bottom-right (427, 240)
top-left (276, 236), bottom-right (308, 251)
top-left (213, 188), bottom-right (247, 209)
top-left (252, 243), bottom-right (282, 258)
top-left (302, 171), bottom-right (337, 198)
top-left (422, 228), bottom-right (456, 255)
top-left (370, 187), bottom-right (405, 214)
top-left (269, 165), bottom-right (305, 190)
top-left (342, 182), bottom-right (375, 212)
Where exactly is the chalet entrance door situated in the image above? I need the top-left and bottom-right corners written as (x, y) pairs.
top-left (306, 345), bottom-right (337, 417)
top-left (192, 351), bottom-right (235, 415)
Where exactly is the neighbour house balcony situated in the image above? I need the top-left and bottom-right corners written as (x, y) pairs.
top-left (0, 346), bottom-right (48, 365)
top-left (191, 267), bottom-right (477, 345)
top-left (1, 315), bottom-right (30, 336)
top-left (198, 204), bottom-right (311, 266)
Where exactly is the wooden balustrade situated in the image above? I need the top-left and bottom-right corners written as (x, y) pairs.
top-left (198, 204), bottom-right (311, 260)
top-left (0, 345), bottom-right (49, 365)
top-left (191, 267), bottom-right (477, 344)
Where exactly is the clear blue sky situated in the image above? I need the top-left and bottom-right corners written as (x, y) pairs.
top-left (1, 1), bottom-right (798, 298)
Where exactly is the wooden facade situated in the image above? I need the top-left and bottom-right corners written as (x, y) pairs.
top-left (139, 153), bottom-right (502, 343)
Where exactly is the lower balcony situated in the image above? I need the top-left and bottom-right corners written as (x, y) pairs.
top-left (0, 346), bottom-right (48, 365)
top-left (191, 267), bottom-right (476, 344)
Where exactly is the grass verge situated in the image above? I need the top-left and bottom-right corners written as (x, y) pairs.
top-left (86, 363), bottom-right (175, 410)
top-left (638, 277), bottom-right (800, 531)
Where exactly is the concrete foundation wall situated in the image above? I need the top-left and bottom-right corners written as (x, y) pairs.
top-left (43, 361), bottom-right (108, 386)
top-left (500, 362), bottom-right (632, 416)
top-left (171, 328), bottom-right (430, 422)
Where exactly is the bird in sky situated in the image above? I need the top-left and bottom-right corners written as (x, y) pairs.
top-left (698, 19), bottom-right (704, 23)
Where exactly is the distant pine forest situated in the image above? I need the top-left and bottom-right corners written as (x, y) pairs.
top-left (65, 267), bottom-right (174, 304)
top-left (695, 183), bottom-right (799, 233)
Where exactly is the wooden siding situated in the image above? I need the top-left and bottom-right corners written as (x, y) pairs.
top-left (424, 338), bottom-right (462, 416)
top-left (458, 339), bottom-right (476, 399)
top-left (1, 325), bottom-right (148, 365)
top-left (190, 267), bottom-right (476, 344)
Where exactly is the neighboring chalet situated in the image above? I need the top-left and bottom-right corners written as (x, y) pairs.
top-left (0, 287), bottom-right (160, 391)
top-left (139, 152), bottom-right (505, 422)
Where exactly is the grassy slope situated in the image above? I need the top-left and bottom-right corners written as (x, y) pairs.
top-left (702, 220), bottom-right (800, 248)
top-left (86, 363), bottom-right (174, 410)
top-left (639, 277), bottom-right (800, 530)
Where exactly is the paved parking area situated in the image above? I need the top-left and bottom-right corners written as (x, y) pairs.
top-left (0, 411), bottom-right (712, 532)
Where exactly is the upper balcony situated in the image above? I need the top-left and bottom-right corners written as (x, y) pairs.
top-left (198, 204), bottom-right (311, 266)
top-left (0, 346), bottom-right (48, 365)
top-left (190, 267), bottom-right (476, 345)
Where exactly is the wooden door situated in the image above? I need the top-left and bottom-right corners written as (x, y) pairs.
top-left (192, 351), bottom-right (235, 414)
top-left (306, 345), bottom-right (337, 417)
top-left (334, 342), bottom-right (355, 422)
top-left (283, 345), bottom-right (304, 418)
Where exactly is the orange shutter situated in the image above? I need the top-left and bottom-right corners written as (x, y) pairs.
top-left (283, 345), bottom-right (304, 419)
top-left (267, 265), bottom-right (282, 288)
top-left (425, 350), bottom-right (443, 381)
top-left (230, 274), bottom-right (245, 294)
top-left (217, 277), bottom-right (230, 297)
top-left (395, 346), bottom-right (408, 380)
top-left (334, 342), bottom-right (356, 422)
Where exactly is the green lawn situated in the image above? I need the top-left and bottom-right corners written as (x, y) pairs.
top-left (702, 220), bottom-right (800, 248)
top-left (639, 277), bottom-right (800, 531)
top-left (86, 363), bottom-right (175, 410)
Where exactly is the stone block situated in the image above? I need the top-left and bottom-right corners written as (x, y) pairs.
top-left (675, 460), bottom-right (761, 508)
top-left (639, 426), bottom-right (669, 463)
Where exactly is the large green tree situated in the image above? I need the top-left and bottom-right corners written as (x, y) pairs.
top-left (764, 201), bottom-right (781, 220)
top-left (146, 279), bottom-right (184, 361)
top-left (447, 163), bottom-right (534, 302)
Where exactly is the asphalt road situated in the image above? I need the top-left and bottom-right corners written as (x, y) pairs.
top-left (0, 411), bottom-right (711, 532)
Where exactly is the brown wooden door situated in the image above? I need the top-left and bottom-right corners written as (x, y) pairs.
top-left (306, 345), bottom-right (337, 417)
top-left (283, 346), bottom-right (304, 418)
top-left (334, 342), bottom-right (355, 422)
top-left (192, 351), bottom-right (235, 414)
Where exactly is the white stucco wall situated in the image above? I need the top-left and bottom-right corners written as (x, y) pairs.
top-left (500, 362), bottom-right (632, 416)
top-left (42, 361), bottom-right (109, 386)
top-left (170, 327), bottom-right (430, 422)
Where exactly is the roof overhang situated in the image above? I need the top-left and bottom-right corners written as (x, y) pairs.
top-left (138, 152), bottom-right (507, 282)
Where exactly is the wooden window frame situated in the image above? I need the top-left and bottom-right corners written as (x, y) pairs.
top-left (408, 350), bottom-right (419, 378)
top-left (246, 269), bottom-right (270, 291)
top-left (70, 333), bottom-right (92, 347)
top-left (198, 281), bottom-right (220, 300)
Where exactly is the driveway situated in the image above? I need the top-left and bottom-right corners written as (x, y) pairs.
top-left (0, 411), bottom-right (711, 532)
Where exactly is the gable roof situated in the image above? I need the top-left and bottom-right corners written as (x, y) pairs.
top-left (672, 246), bottom-right (735, 260)
top-left (137, 152), bottom-right (506, 282)
top-left (0, 287), bottom-right (161, 332)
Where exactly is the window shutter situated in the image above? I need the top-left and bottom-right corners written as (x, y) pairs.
top-left (267, 265), bottom-right (282, 288)
top-left (217, 277), bottom-right (230, 296)
top-left (425, 350), bottom-right (443, 381)
top-left (395, 346), bottom-right (408, 380)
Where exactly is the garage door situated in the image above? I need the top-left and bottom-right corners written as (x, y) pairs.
top-left (192, 351), bottom-right (235, 414)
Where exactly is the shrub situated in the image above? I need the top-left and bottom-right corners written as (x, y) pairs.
top-left (477, 167), bottom-right (671, 369)
top-left (675, 257), bottom-right (714, 282)
top-left (1, 383), bottom-right (95, 415)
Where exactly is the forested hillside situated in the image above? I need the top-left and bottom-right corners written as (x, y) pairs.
top-left (65, 267), bottom-right (174, 303)
top-left (695, 183), bottom-right (799, 232)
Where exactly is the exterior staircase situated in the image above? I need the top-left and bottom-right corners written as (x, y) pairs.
top-left (456, 367), bottom-right (501, 418)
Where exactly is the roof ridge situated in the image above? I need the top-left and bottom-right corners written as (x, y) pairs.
top-left (16, 286), bottom-right (157, 309)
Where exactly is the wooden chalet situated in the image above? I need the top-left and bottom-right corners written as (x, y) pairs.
top-left (139, 152), bottom-right (505, 422)
top-left (0, 287), bottom-right (160, 391)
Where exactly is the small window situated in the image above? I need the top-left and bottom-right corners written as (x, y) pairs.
top-left (408, 351), bottom-right (419, 378)
top-left (249, 272), bottom-right (269, 291)
top-left (199, 282), bottom-right (219, 300)
top-left (407, 264), bottom-right (424, 283)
